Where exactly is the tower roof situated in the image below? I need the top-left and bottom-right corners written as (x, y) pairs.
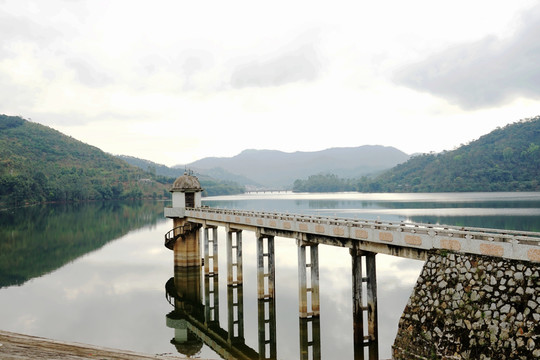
top-left (170, 172), bottom-right (202, 192)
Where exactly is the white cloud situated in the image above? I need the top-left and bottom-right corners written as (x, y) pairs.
top-left (1, 0), bottom-right (539, 166)
top-left (393, 3), bottom-right (540, 109)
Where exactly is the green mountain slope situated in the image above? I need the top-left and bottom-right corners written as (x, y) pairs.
top-left (0, 115), bottom-right (171, 205)
top-left (365, 116), bottom-right (540, 192)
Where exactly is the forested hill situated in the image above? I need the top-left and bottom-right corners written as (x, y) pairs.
top-left (370, 116), bottom-right (540, 192)
top-left (294, 116), bottom-right (540, 192)
top-left (0, 115), bottom-right (171, 205)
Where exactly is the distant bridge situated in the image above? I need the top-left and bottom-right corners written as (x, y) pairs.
top-left (245, 190), bottom-right (290, 194)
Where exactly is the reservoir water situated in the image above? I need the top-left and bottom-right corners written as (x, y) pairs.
top-left (1, 192), bottom-right (539, 359)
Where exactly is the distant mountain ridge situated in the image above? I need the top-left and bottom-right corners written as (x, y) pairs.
top-left (178, 145), bottom-right (410, 189)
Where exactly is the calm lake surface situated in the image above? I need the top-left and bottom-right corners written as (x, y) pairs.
top-left (1, 192), bottom-right (540, 359)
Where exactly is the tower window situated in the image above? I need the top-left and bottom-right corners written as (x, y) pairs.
top-left (185, 192), bottom-right (195, 208)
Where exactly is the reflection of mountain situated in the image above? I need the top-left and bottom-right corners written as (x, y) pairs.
top-left (0, 200), bottom-right (165, 288)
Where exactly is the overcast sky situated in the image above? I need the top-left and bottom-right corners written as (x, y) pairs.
top-left (2, 0), bottom-right (540, 166)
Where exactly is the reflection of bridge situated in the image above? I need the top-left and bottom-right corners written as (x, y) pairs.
top-left (164, 173), bottom-right (540, 360)
top-left (165, 271), bottom-right (263, 360)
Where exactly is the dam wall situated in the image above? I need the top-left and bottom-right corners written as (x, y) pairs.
top-left (392, 251), bottom-right (540, 359)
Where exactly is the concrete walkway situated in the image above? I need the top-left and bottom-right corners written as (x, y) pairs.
top-left (0, 330), bottom-right (208, 360)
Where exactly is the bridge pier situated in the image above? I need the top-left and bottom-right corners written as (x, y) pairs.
top-left (351, 248), bottom-right (379, 360)
top-left (297, 239), bottom-right (321, 360)
top-left (173, 218), bottom-right (201, 268)
top-left (257, 233), bottom-right (276, 299)
top-left (204, 226), bottom-right (219, 325)
top-left (204, 226), bottom-right (218, 276)
top-left (227, 229), bottom-right (243, 286)
top-left (257, 233), bottom-right (277, 359)
top-left (297, 239), bottom-right (320, 318)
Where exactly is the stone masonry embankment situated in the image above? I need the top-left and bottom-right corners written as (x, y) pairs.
top-left (392, 251), bottom-right (539, 360)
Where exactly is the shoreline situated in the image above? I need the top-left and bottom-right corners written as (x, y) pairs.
top-left (0, 330), bottom-right (207, 360)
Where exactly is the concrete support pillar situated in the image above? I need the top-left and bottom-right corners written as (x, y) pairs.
top-left (257, 233), bottom-right (275, 299)
top-left (351, 248), bottom-right (379, 360)
top-left (257, 232), bottom-right (276, 359)
top-left (298, 239), bottom-right (321, 360)
top-left (204, 226), bottom-right (218, 275)
top-left (203, 226), bottom-right (219, 325)
top-left (297, 239), bottom-right (320, 318)
top-left (227, 229), bottom-right (243, 286)
top-left (173, 218), bottom-right (201, 268)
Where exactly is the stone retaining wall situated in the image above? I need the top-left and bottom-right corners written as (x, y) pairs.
top-left (393, 251), bottom-right (539, 360)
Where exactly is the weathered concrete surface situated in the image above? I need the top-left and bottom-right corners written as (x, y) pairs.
top-left (172, 218), bottom-right (201, 267)
top-left (0, 330), bottom-right (198, 360)
top-left (393, 251), bottom-right (540, 360)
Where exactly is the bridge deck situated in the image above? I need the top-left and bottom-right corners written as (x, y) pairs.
top-left (165, 206), bottom-right (540, 262)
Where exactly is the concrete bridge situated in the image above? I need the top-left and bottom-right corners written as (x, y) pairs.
top-left (164, 206), bottom-right (540, 263)
top-left (164, 173), bottom-right (540, 360)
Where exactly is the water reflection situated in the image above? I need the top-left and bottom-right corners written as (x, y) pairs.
top-left (164, 243), bottom-right (384, 360)
top-left (165, 268), bottom-right (205, 357)
top-left (165, 265), bottom-right (262, 359)
top-left (0, 200), bottom-right (165, 288)
top-left (299, 317), bottom-right (321, 360)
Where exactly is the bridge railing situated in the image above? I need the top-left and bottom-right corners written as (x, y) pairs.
top-left (164, 224), bottom-right (197, 250)
top-left (186, 206), bottom-right (540, 247)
